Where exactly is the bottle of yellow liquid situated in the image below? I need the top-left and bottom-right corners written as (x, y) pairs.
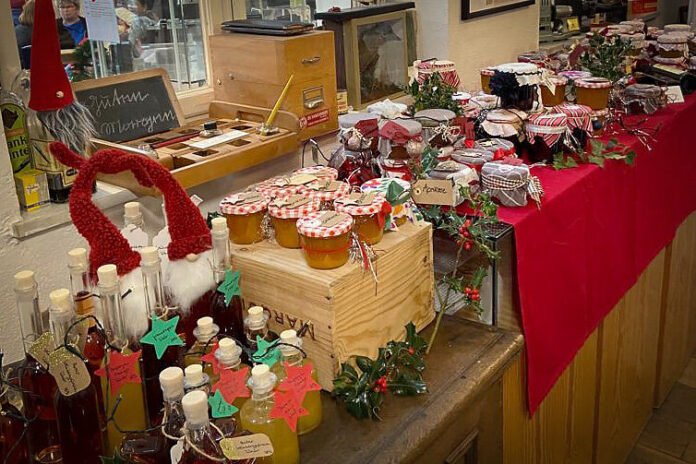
top-left (97, 264), bottom-right (148, 455)
top-left (240, 365), bottom-right (299, 464)
top-left (274, 329), bottom-right (322, 435)
top-left (184, 316), bottom-right (219, 379)
top-left (244, 306), bottom-right (276, 353)
top-left (215, 338), bottom-right (249, 412)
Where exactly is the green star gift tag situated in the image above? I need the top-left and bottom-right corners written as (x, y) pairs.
top-left (218, 270), bottom-right (242, 305)
top-left (252, 336), bottom-right (281, 368)
top-left (209, 389), bottom-right (239, 418)
top-left (140, 315), bottom-right (184, 359)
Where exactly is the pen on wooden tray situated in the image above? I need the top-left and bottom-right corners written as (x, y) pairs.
top-left (150, 132), bottom-right (201, 149)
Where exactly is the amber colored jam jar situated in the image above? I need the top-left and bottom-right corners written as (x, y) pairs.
top-left (334, 193), bottom-right (388, 245)
top-left (219, 191), bottom-right (270, 244)
top-left (297, 211), bottom-right (354, 270)
top-left (292, 165), bottom-right (339, 181)
top-left (541, 76), bottom-right (568, 107)
top-left (254, 175), bottom-right (309, 199)
top-left (575, 77), bottom-right (612, 110)
top-left (657, 34), bottom-right (688, 58)
top-left (304, 179), bottom-right (351, 210)
top-left (268, 195), bottom-right (321, 249)
top-left (480, 67), bottom-right (495, 93)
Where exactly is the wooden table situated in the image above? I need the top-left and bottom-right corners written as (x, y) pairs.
top-left (300, 316), bottom-right (523, 464)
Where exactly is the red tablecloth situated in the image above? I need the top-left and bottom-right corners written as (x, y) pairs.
top-left (497, 95), bottom-right (696, 415)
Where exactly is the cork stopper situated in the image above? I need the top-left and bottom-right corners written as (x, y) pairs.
top-left (193, 317), bottom-right (218, 342)
top-left (249, 364), bottom-right (276, 394)
top-left (182, 390), bottom-right (209, 426)
top-left (279, 329), bottom-right (300, 355)
top-left (67, 248), bottom-right (88, 269)
top-left (124, 202), bottom-right (141, 220)
top-left (97, 264), bottom-right (118, 288)
top-left (211, 217), bottom-right (228, 235)
top-left (49, 288), bottom-right (71, 313)
top-left (246, 306), bottom-right (266, 330)
top-left (215, 338), bottom-right (242, 366)
top-left (184, 364), bottom-right (208, 390)
top-left (14, 270), bottom-right (36, 291)
top-left (139, 246), bottom-right (160, 267)
top-left (159, 367), bottom-right (184, 400)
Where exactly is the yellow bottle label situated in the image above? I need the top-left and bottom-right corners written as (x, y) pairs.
top-left (220, 433), bottom-right (274, 460)
top-left (1, 102), bottom-right (33, 173)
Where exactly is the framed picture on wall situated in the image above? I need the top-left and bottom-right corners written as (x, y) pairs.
top-left (461, 0), bottom-right (535, 20)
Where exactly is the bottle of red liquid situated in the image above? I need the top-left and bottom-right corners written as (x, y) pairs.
top-left (14, 270), bottom-right (62, 464)
top-left (49, 288), bottom-right (104, 464)
top-left (0, 351), bottom-right (29, 464)
top-left (209, 217), bottom-right (245, 343)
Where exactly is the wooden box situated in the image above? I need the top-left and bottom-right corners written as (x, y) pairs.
top-left (209, 31), bottom-right (339, 140)
top-left (230, 221), bottom-right (435, 390)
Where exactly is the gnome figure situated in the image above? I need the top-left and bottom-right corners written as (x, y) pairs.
top-left (28, 0), bottom-right (95, 154)
top-left (50, 142), bottom-right (218, 345)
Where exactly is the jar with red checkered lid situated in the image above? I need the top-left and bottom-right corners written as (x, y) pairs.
top-left (296, 211), bottom-right (354, 269)
top-left (334, 192), bottom-right (390, 245)
top-left (268, 194), bottom-right (322, 248)
top-left (304, 179), bottom-right (351, 209)
top-left (219, 191), bottom-right (270, 244)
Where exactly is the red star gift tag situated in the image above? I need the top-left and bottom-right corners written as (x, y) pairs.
top-left (269, 390), bottom-right (308, 433)
top-left (95, 349), bottom-right (142, 395)
top-left (200, 341), bottom-right (220, 374)
top-left (212, 366), bottom-right (251, 404)
top-left (278, 362), bottom-right (321, 403)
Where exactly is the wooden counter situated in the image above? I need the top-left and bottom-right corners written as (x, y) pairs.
top-left (299, 316), bottom-right (523, 464)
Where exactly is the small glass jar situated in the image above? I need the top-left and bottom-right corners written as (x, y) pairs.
top-left (490, 62), bottom-right (542, 111)
top-left (479, 109), bottom-right (527, 151)
top-left (451, 148), bottom-right (494, 172)
top-left (541, 76), bottom-right (568, 107)
top-left (591, 109), bottom-right (609, 135)
top-left (334, 193), bottom-right (388, 245)
top-left (558, 70), bottom-right (592, 101)
top-left (268, 195), bottom-right (321, 249)
top-left (292, 165), bottom-right (339, 181)
top-left (378, 118), bottom-right (423, 160)
top-left (480, 67), bottom-right (495, 93)
top-left (337, 113), bottom-right (380, 152)
top-left (620, 20), bottom-right (645, 34)
top-left (297, 211), bottom-right (354, 270)
top-left (360, 177), bottom-right (413, 227)
top-left (255, 176), bottom-right (309, 199)
top-left (452, 92), bottom-right (471, 109)
top-left (554, 103), bottom-right (593, 152)
top-left (219, 192), bottom-right (270, 244)
top-left (575, 77), bottom-right (612, 110)
top-left (524, 113), bottom-right (569, 163)
top-left (658, 34), bottom-right (688, 59)
top-left (414, 108), bottom-right (459, 148)
top-left (620, 33), bottom-right (646, 56)
top-left (304, 179), bottom-right (351, 210)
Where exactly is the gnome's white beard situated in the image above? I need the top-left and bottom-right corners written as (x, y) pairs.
top-left (119, 268), bottom-right (150, 341)
top-left (164, 250), bottom-right (217, 316)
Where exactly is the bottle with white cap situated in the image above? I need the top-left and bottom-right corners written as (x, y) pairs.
top-left (273, 329), bottom-right (322, 435)
top-left (213, 337), bottom-right (249, 410)
top-left (97, 264), bottom-right (148, 454)
top-left (180, 390), bottom-right (227, 462)
top-left (160, 367), bottom-right (187, 441)
top-left (48, 288), bottom-right (76, 347)
top-left (124, 201), bottom-right (144, 228)
top-left (240, 364), bottom-right (300, 464)
top-left (184, 364), bottom-right (211, 395)
top-left (122, 201), bottom-right (150, 248)
top-left (184, 316), bottom-right (220, 378)
top-left (244, 306), bottom-right (277, 352)
top-left (209, 217), bottom-right (245, 342)
top-left (14, 270), bottom-right (60, 462)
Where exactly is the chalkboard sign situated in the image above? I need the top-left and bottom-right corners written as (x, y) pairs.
top-left (72, 69), bottom-right (184, 143)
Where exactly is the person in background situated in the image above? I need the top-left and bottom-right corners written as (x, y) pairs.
top-left (11, 0), bottom-right (25, 25)
top-left (133, 0), bottom-right (158, 22)
top-left (128, 0), bottom-right (157, 54)
top-left (15, 0), bottom-right (34, 50)
top-left (57, 0), bottom-right (88, 48)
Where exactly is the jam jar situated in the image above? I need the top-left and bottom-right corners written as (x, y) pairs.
top-left (297, 211), bottom-right (354, 270)
top-left (414, 109), bottom-right (459, 147)
top-left (524, 112), bottom-right (569, 163)
top-left (664, 24), bottom-right (692, 34)
top-left (360, 177), bottom-right (413, 228)
top-left (490, 62), bottom-right (542, 111)
top-left (219, 191), bottom-right (270, 244)
top-left (479, 109), bottom-right (527, 151)
top-left (378, 118), bottom-right (423, 160)
top-left (480, 67), bottom-right (495, 93)
top-left (268, 195), bottom-right (321, 249)
top-left (575, 77), bottom-right (612, 111)
top-left (292, 165), bottom-right (339, 181)
top-left (657, 33), bottom-right (688, 58)
top-left (337, 112), bottom-right (381, 152)
top-left (255, 175), bottom-right (311, 199)
top-left (591, 109), bottom-right (609, 135)
top-left (451, 148), bottom-right (494, 172)
top-left (304, 178), bottom-right (351, 210)
top-left (541, 75), bottom-right (568, 107)
top-left (620, 20), bottom-right (645, 34)
top-left (553, 103), bottom-right (593, 152)
top-left (620, 33), bottom-right (646, 56)
top-left (475, 137), bottom-right (515, 156)
top-left (334, 193), bottom-right (389, 245)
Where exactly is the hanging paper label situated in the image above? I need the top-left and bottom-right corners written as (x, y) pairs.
top-left (317, 211), bottom-right (345, 228)
top-left (224, 191), bottom-right (264, 206)
top-left (278, 362), bottom-right (321, 403)
top-left (213, 366), bottom-right (251, 403)
top-left (309, 179), bottom-right (342, 192)
top-left (170, 440), bottom-right (184, 464)
top-left (95, 350), bottom-right (142, 395)
top-left (217, 270), bottom-right (241, 306)
top-left (271, 195), bottom-right (312, 209)
top-left (209, 390), bottom-right (239, 418)
top-left (411, 179), bottom-right (456, 206)
top-left (152, 226), bottom-right (171, 263)
top-left (220, 434), bottom-right (274, 460)
top-left (285, 174), bottom-right (317, 186)
top-left (269, 390), bottom-right (309, 433)
top-left (48, 347), bottom-right (91, 397)
top-left (252, 337), bottom-right (281, 368)
top-left (336, 192), bottom-right (375, 206)
top-left (140, 315), bottom-right (184, 359)
top-left (28, 332), bottom-right (56, 369)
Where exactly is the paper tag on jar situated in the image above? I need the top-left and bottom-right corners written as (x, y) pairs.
top-left (434, 160), bottom-right (463, 172)
top-left (220, 434), bottom-right (274, 460)
top-left (338, 192), bottom-right (374, 206)
top-left (318, 211), bottom-right (346, 228)
top-left (281, 174), bottom-right (316, 186)
top-left (272, 195), bottom-right (312, 209)
top-left (309, 179), bottom-right (342, 192)
top-left (48, 346), bottom-right (91, 397)
top-left (28, 332), bottom-right (56, 369)
top-left (226, 191), bottom-right (264, 205)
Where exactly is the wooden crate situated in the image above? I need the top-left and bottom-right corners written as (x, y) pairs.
top-left (230, 221), bottom-right (435, 390)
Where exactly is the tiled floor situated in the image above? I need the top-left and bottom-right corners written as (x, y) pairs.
top-left (626, 357), bottom-right (696, 464)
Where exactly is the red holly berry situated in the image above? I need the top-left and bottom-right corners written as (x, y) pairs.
top-left (464, 219), bottom-right (472, 227)
top-left (464, 242), bottom-right (472, 251)
top-left (373, 387), bottom-right (380, 392)
top-left (408, 348), bottom-right (415, 355)
top-left (472, 294), bottom-right (480, 301)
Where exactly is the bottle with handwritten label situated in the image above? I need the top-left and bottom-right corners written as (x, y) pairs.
top-left (209, 217), bottom-right (245, 342)
top-left (244, 306), bottom-right (277, 352)
top-left (0, 352), bottom-right (30, 463)
top-left (274, 329), bottom-right (323, 435)
top-left (139, 246), bottom-right (185, 427)
top-left (184, 364), bottom-right (211, 395)
top-left (215, 338), bottom-right (249, 412)
top-left (49, 288), bottom-right (105, 464)
top-left (67, 248), bottom-right (106, 417)
top-left (14, 270), bottom-right (62, 463)
top-left (240, 364), bottom-right (300, 464)
top-left (180, 391), bottom-right (229, 464)
top-left (97, 264), bottom-right (148, 455)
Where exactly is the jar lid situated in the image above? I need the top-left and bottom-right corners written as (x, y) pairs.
top-left (451, 148), bottom-right (494, 165)
top-left (475, 137), bottom-right (514, 152)
top-left (620, 32), bottom-right (646, 42)
top-left (495, 62), bottom-right (540, 75)
top-left (664, 24), bottom-right (692, 33)
top-left (292, 165), bottom-right (339, 180)
top-left (527, 112), bottom-right (567, 127)
top-left (658, 33), bottom-right (688, 44)
top-left (654, 55), bottom-right (687, 65)
top-left (452, 92), bottom-right (472, 102)
top-left (558, 70), bottom-right (592, 81)
top-left (485, 109), bottom-right (527, 124)
top-left (219, 191), bottom-right (270, 215)
top-left (575, 77), bottom-right (612, 89)
top-left (547, 75), bottom-right (568, 85)
top-left (553, 103), bottom-right (592, 117)
top-left (304, 179), bottom-right (351, 202)
top-left (255, 175), bottom-right (313, 198)
top-left (469, 94), bottom-right (499, 110)
top-left (414, 109), bottom-right (456, 124)
top-left (268, 194), bottom-right (321, 219)
top-left (338, 113), bottom-right (380, 130)
top-left (297, 211), bottom-right (354, 238)
top-left (378, 118), bottom-right (422, 138)
top-left (334, 192), bottom-right (388, 216)
top-left (480, 67), bottom-right (496, 76)
top-left (624, 84), bottom-right (663, 98)
top-left (360, 177), bottom-right (411, 195)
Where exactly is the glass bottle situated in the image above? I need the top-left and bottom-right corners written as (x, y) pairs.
top-left (98, 264), bottom-right (148, 455)
top-left (67, 248), bottom-right (106, 420)
top-left (119, 367), bottom-right (186, 463)
top-left (209, 217), bottom-right (245, 342)
top-left (274, 330), bottom-right (322, 435)
top-left (240, 365), bottom-right (300, 464)
top-left (184, 365), bottom-right (210, 395)
top-left (14, 270), bottom-right (62, 463)
top-left (244, 306), bottom-right (277, 353)
top-left (215, 338), bottom-right (249, 412)
top-left (1, 88), bottom-right (33, 175)
top-left (0, 356), bottom-right (30, 464)
top-left (49, 288), bottom-right (104, 464)
top-left (124, 201), bottom-right (144, 228)
top-left (180, 391), bottom-right (226, 464)
top-left (185, 317), bottom-right (219, 379)
top-left (139, 246), bottom-right (185, 427)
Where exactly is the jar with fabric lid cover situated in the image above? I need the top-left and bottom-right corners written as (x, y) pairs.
top-left (489, 62), bottom-right (542, 111)
top-left (479, 109), bottom-right (527, 150)
top-left (378, 118), bottom-right (423, 160)
top-left (360, 177), bottom-right (415, 228)
top-left (575, 77), bottom-right (612, 110)
top-left (524, 112), bottom-right (569, 163)
top-left (658, 34), bottom-right (688, 58)
top-left (337, 112), bottom-right (380, 153)
top-left (219, 191), bottom-right (270, 244)
top-left (553, 103), bottom-right (593, 151)
top-left (541, 75), bottom-right (568, 107)
top-left (268, 195), bottom-right (322, 249)
top-left (334, 192), bottom-right (390, 245)
top-left (297, 211), bottom-right (354, 270)
top-left (414, 108), bottom-right (459, 148)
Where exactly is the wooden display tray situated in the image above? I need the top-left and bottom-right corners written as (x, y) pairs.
top-left (230, 220), bottom-right (435, 390)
